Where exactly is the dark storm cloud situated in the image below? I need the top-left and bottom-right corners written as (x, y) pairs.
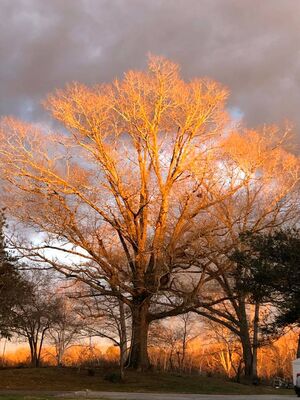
top-left (1, 0), bottom-right (300, 133)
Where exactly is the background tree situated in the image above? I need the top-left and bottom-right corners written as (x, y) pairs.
top-left (231, 229), bottom-right (300, 359)
top-left (11, 273), bottom-right (62, 367)
top-left (76, 287), bottom-right (130, 379)
top-left (204, 320), bottom-right (243, 381)
top-left (231, 229), bottom-right (300, 329)
top-left (0, 210), bottom-right (28, 338)
top-left (192, 129), bottom-right (300, 381)
top-left (149, 313), bottom-right (199, 372)
top-left (47, 293), bottom-right (84, 366)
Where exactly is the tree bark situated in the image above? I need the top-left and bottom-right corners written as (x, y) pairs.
top-left (251, 302), bottom-right (260, 382)
top-left (118, 299), bottom-right (127, 380)
top-left (28, 337), bottom-right (39, 367)
top-left (241, 335), bottom-right (253, 379)
top-left (238, 302), bottom-right (253, 380)
top-left (31, 341), bottom-right (39, 367)
top-left (126, 298), bottom-right (151, 371)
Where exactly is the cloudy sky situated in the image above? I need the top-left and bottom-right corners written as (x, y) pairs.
top-left (1, 0), bottom-right (300, 135)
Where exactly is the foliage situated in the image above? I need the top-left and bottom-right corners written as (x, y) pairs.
top-left (230, 229), bottom-right (300, 329)
top-left (0, 210), bottom-right (29, 338)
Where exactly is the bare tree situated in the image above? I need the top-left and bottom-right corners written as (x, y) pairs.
top-left (192, 128), bottom-right (300, 380)
top-left (47, 294), bottom-right (84, 366)
top-left (11, 273), bottom-right (61, 367)
top-left (149, 313), bottom-right (199, 372)
top-left (204, 320), bottom-right (243, 380)
top-left (0, 56), bottom-right (251, 369)
top-left (76, 287), bottom-right (130, 379)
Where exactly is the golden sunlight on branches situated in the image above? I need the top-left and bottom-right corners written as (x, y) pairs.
top-left (0, 56), bottom-right (299, 374)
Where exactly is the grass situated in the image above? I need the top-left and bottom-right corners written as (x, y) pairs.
top-left (0, 396), bottom-right (110, 400)
top-left (0, 397), bottom-right (52, 400)
top-left (0, 367), bottom-right (293, 396)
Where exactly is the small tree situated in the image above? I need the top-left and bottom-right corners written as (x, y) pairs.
top-left (0, 210), bottom-right (28, 338)
top-left (149, 313), bottom-right (198, 372)
top-left (231, 229), bottom-right (300, 359)
top-left (231, 229), bottom-right (300, 329)
top-left (76, 288), bottom-right (130, 379)
top-left (47, 294), bottom-right (84, 366)
top-left (11, 273), bottom-right (61, 367)
top-left (204, 320), bottom-right (243, 380)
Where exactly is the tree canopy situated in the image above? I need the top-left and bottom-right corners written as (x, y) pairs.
top-left (0, 56), bottom-right (299, 370)
top-left (230, 229), bottom-right (300, 329)
top-left (0, 210), bottom-right (29, 338)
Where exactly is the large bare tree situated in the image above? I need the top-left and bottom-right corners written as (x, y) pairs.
top-left (0, 56), bottom-right (274, 369)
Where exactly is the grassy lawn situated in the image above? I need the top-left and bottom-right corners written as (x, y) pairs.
top-left (0, 396), bottom-right (110, 400)
top-left (0, 397), bottom-right (51, 400)
top-left (0, 367), bottom-right (293, 396)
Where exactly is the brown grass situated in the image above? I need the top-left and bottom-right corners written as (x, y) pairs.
top-left (0, 367), bottom-right (293, 395)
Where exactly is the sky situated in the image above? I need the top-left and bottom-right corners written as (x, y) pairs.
top-left (1, 0), bottom-right (300, 138)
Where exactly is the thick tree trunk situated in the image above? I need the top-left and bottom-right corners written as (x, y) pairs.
top-left (28, 338), bottom-right (38, 367)
top-left (241, 336), bottom-right (253, 379)
top-left (240, 303), bottom-right (260, 383)
top-left (238, 302), bottom-right (253, 380)
top-left (126, 299), bottom-right (150, 371)
top-left (56, 347), bottom-right (63, 367)
top-left (30, 341), bottom-right (40, 367)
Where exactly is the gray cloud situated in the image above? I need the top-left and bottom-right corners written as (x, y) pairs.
top-left (1, 0), bottom-right (300, 136)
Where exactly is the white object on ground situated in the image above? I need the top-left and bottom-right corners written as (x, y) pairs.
top-left (292, 358), bottom-right (300, 386)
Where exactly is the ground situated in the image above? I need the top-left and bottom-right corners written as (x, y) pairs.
top-left (0, 367), bottom-right (294, 399)
top-left (0, 394), bottom-right (297, 400)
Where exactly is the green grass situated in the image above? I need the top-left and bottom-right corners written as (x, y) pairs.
top-left (0, 367), bottom-right (293, 396)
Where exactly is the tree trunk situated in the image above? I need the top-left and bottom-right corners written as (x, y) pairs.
top-left (251, 302), bottom-right (260, 383)
top-left (1, 338), bottom-right (7, 367)
top-left (181, 316), bottom-right (188, 371)
top-left (239, 312), bottom-right (252, 378)
top-left (37, 328), bottom-right (47, 368)
top-left (31, 342), bottom-right (39, 367)
top-left (56, 340), bottom-right (65, 367)
top-left (125, 299), bottom-right (150, 371)
top-left (28, 337), bottom-right (38, 367)
top-left (238, 298), bottom-right (253, 380)
top-left (118, 299), bottom-right (127, 380)
top-left (241, 335), bottom-right (253, 379)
